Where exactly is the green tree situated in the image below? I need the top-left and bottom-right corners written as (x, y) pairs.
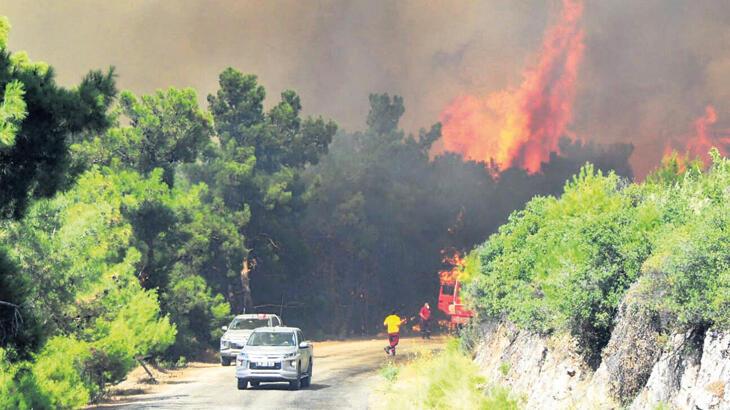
top-left (187, 67), bottom-right (337, 312)
top-left (645, 150), bottom-right (702, 186)
top-left (70, 85), bottom-right (240, 358)
top-left (0, 17), bottom-right (116, 357)
top-left (0, 16), bottom-right (116, 219)
top-left (72, 88), bottom-right (213, 186)
top-left (0, 80), bottom-right (26, 149)
top-left (2, 167), bottom-right (177, 403)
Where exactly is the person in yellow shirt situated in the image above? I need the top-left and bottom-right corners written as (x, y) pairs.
top-left (383, 311), bottom-right (406, 355)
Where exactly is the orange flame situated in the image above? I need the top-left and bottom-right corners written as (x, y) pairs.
top-left (685, 105), bottom-right (729, 163)
top-left (434, 0), bottom-right (584, 174)
top-left (438, 250), bottom-right (464, 284)
top-left (663, 105), bottom-right (729, 166)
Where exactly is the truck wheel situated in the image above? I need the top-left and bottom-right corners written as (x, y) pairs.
top-left (221, 357), bottom-right (232, 366)
top-left (289, 364), bottom-right (301, 390)
top-left (301, 360), bottom-right (313, 388)
top-left (237, 378), bottom-right (248, 390)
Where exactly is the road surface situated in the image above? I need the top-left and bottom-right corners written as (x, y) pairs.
top-left (95, 336), bottom-right (444, 410)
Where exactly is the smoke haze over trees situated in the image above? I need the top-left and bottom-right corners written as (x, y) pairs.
top-left (291, 94), bottom-right (633, 336)
top-left (3, 0), bottom-right (729, 176)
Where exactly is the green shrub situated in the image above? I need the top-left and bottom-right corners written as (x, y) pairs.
top-left (32, 337), bottom-right (92, 408)
top-left (164, 274), bottom-right (230, 358)
top-left (0, 348), bottom-right (51, 410)
top-left (374, 339), bottom-right (521, 409)
top-left (468, 166), bottom-right (656, 363)
top-left (642, 150), bottom-right (730, 328)
top-left (379, 362), bottom-right (400, 382)
top-left (466, 152), bottom-right (729, 365)
top-left (457, 317), bottom-right (482, 353)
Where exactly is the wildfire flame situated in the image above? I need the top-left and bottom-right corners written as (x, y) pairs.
top-left (657, 150), bottom-right (689, 175)
top-left (684, 105), bottom-right (729, 162)
top-left (438, 250), bottom-right (464, 284)
top-left (662, 105), bottom-right (730, 166)
top-left (434, 0), bottom-right (584, 174)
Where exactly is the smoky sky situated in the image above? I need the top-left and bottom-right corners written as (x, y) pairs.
top-left (4, 0), bottom-right (729, 176)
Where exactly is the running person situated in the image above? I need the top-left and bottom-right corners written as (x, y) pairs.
top-left (383, 311), bottom-right (405, 355)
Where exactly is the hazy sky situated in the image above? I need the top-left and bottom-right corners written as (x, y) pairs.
top-left (4, 0), bottom-right (730, 173)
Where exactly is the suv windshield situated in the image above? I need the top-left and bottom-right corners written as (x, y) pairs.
top-left (229, 318), bottom-right (269, 330)
top-left (247, 332), bottom-right (296, 347)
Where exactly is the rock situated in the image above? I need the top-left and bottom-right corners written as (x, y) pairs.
top-left (601, 283), bottom-right (663, 403)
top-left (472, 299), bottom-right (730, 409)
top-left (473, 320), bottom-right (615, 409)
top-left (629, 330), bottom-right (703, 409)
top-left (631, 329), bottom-right (730, 409)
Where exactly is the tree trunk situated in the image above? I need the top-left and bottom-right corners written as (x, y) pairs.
top-left (227, 283), bottom-right (243, 315)
top-left (240, 257), bottom-right (254, 312)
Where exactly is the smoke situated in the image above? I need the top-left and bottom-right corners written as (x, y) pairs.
top-left (4, 0), bottom-right (729, 177)
top-left (3, 0), bottom-right (547, 133)
top-left (575, 0), bottom-right (730, 176)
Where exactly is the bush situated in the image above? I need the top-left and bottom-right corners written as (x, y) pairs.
top-left (379, 362), bottom-right (400, 382)
top-left (499, 362), bottom-right (511, 377)
top-left (0, 348), bottom-right (50, 410)
top-left (642, 150), bottom-right (730, 328)
top-left (466, 152), bottom-right (729, 365)
top-left (468, 166), bottom-right (655, 363)
top-left (164, 274), bottom-right (230, 358)
top-left (373, 339), bottom-right (521, 409)
top-left (32, 337), bottom-right (92, 408)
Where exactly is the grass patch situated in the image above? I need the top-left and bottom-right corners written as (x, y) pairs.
top-left (379, 362), bottom-right (400, 382)
top-left (373, 339), bottom-right (521, 410)
top-left (499, 362), bottom-right (511, 377)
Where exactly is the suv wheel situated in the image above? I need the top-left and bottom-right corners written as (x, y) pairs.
top-left (237, 378), bottom-right (248, 390)
top-left (301, 360), bottom-right (312, 388)
top-left (221, 357), bottom-right (232, 366)
top-left (289, 364), bottom-right (301, 390)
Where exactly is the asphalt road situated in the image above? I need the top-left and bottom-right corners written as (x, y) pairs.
top-left (97, 336), bottom-right (443, 410)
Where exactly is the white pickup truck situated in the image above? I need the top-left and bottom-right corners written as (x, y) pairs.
top-left (219, 313), bottom-right (283, 366)
top-left (234, 327), bottom-right (313, 390)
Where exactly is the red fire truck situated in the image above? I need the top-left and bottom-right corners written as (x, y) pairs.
top-left (437, 252), bottom-right (474, 329)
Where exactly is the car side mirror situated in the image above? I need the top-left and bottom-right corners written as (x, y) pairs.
top-left (298, 341), bottom-right (310, 349)
top-left (221, 326), bottom-right (228, 331)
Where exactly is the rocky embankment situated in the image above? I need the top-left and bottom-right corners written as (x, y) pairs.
top-left (473, 288), bottom-right (730, 409)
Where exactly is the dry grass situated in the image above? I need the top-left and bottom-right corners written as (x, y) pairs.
top-left (706, 380), bottom-right (726, 398)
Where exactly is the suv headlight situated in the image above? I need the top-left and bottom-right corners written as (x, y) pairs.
top-left (220, 339), bottom-right (230, 349)
top-left (283, 352), bottom-right (298, 359)
top-left (237, 353), bottom-right (249, 367)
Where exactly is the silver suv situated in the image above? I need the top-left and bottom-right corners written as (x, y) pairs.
top-left (235, 327), bottom-right (313, 390)
top-left (220, 313), bottom-right (282, 366)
